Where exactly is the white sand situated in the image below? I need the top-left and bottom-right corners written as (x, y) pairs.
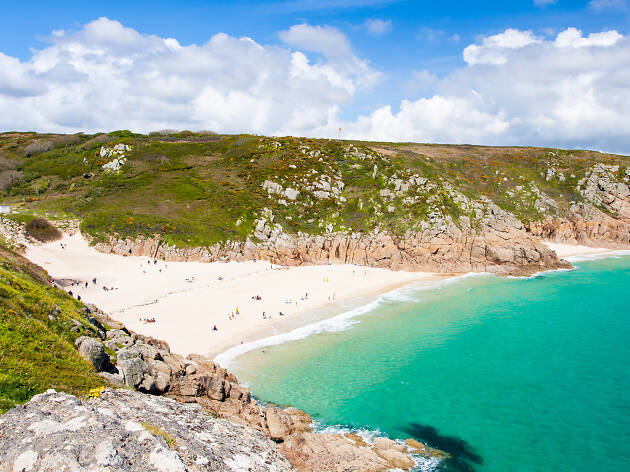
top-left (543, 241), bottom-right (611, 259)
top-left (25, 234), bottom-right (445, 359)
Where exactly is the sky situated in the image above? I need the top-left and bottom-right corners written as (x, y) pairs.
top-left (1, 0), bottom-right (630, 153)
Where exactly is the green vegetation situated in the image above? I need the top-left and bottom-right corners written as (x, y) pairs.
top-left (0, 240), bottom-right (105, 413)
top-left (0, 131), bottom-right (629, 412)
top-left (142, 422), bottom-right (178, 448)
top-left (1, 131), bottom-right (629, 248)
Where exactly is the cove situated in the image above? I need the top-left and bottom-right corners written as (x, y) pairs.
top-left (232, 256), bottom-right (630, 471)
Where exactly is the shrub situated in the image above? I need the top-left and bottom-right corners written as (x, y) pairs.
top-left (81, 134), bottom-right (112, 149)
top-left (25, 217), bottom-right (62, 242)
top-left (0, 170), bottom-right (23, 191)
top-left (0, 156), bottom-right (18, 171)
top-left (51, 135), bottom-right (82, 147)
top-left (23, 140), bottom-right (54, 156)
top-left (150, 129), bottom-right (179, 136)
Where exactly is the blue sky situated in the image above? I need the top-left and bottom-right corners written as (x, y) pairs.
top-left (1, 0), bottom-right (630, 152)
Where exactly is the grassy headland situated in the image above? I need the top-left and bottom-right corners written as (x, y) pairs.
top-left (1, 130), bottom-right (629, 248)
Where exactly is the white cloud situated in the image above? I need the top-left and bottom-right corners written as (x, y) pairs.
top-left (279, 23), bottom-right (352, 59)
top-left (555, 27), bottom-right (623, 47)
top-left (0, 17), bottom-right (379, 135)
top-left (589, 0), bottom-right (627, 11)
top-left (417, 27), bottom-right (460, 43)
top-left (363, 19), bottom-right (392, 35)
top-left (2, 20), bottom-right (630, 154)
top-left (463, 29), bottom-right (540, 65)
top-left (340, 27), bottom-right (630, 153)
top-left (279, 23), bottom-right (382, 90)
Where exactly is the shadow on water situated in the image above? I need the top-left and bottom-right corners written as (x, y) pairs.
top-left (403, 423), bottom-right (483, 472)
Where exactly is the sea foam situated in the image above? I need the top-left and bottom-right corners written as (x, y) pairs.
top-left (214, 272), bottom-right (485, 368)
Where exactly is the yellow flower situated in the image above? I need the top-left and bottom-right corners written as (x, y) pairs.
top-left (88, 386), bottom-right (106, 398)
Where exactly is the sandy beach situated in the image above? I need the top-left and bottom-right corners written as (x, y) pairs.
top-left (542, 241), bottom-right (612, 259)
top-left (23, 234), bottom-right (620, 363)
top-left (25, 234), bottom-right (446, 360)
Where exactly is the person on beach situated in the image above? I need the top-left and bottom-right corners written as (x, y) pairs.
top-left (212, 325), bottom-right (218, 331)
top-left (93, 278), bottom-right (97, 284)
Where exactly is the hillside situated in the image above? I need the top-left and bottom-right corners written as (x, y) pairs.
top-left (0, 238), bottom-right (105, 413)
top-left (1, 131), bottom-right (629, 274)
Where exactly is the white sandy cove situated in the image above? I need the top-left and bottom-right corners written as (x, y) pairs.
top-left (25, 233), bottom-right (446, 360)
top-left (542, 242), bottom-right (611, 259)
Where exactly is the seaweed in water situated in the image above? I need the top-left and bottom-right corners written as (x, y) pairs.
top-left (402, 423), bottom-right (483, 472)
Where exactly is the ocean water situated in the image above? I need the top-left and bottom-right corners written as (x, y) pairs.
top-left (230, 256), bottom-right (630, 472)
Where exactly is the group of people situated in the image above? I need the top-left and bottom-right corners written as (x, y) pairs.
top-left (228, 307), bottom-right (240, 320)
top-left (251, 295), bottom-right (262, 300)
top-left (141, 317), bottom-right (156, 323)
top-left (140, 259), bottom-right (167, 274)
top-left (63, 277), bottom-right (102, 301)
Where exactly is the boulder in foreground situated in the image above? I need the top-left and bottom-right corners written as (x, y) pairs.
top-left (0, 388), bottom-right (294, 472)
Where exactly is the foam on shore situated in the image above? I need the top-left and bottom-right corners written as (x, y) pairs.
top-left (214, 272), bottom-right (485, 368)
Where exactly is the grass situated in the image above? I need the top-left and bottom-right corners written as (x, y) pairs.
top-left (142, 422), bottom-right (177, 448)
top-left (0, 241), bottom-right (105, 413)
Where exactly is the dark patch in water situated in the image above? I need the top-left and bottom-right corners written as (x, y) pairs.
top-left (403, 423), bottom-right (483, 472)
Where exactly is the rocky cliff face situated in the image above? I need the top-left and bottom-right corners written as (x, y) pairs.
top-left (94, 206), bottom-right (568, 277)
top-left (527, 164), bottom-right (630, 247)
top-left (92, 161), bottom-right (630, 275)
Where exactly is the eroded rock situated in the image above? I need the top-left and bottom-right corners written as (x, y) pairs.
top-left (0, 389), bottom-right (294, 472)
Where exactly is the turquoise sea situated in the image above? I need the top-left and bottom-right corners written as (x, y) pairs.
top-left (228, 255), bottom-right (630, 471)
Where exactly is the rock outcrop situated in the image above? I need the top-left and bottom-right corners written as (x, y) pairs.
top-left (71, 307), bottom-right (434, 471)
top-left (94, 213), bottom-right (568, 277)
top-left (0, 388), bottom-right (294, 472)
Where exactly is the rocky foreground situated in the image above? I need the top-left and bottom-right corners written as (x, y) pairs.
top-left (0, 389), bottom-right (293, 472)
top-left (0, 305), bottom-right (444, 472)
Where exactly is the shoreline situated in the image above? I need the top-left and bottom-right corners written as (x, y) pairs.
top-left (22, 233), bottom-right (629, 367)
top-left (541, 241), bottom-right (613, 259)
top-left (24, 233), bottom-right (447, 360)
top-left (213, 271), bottom-right (486, 368)
top-left (205, 273), bottom-right (457, 360)
top-left (215, 244), bottom-right (630, 367)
